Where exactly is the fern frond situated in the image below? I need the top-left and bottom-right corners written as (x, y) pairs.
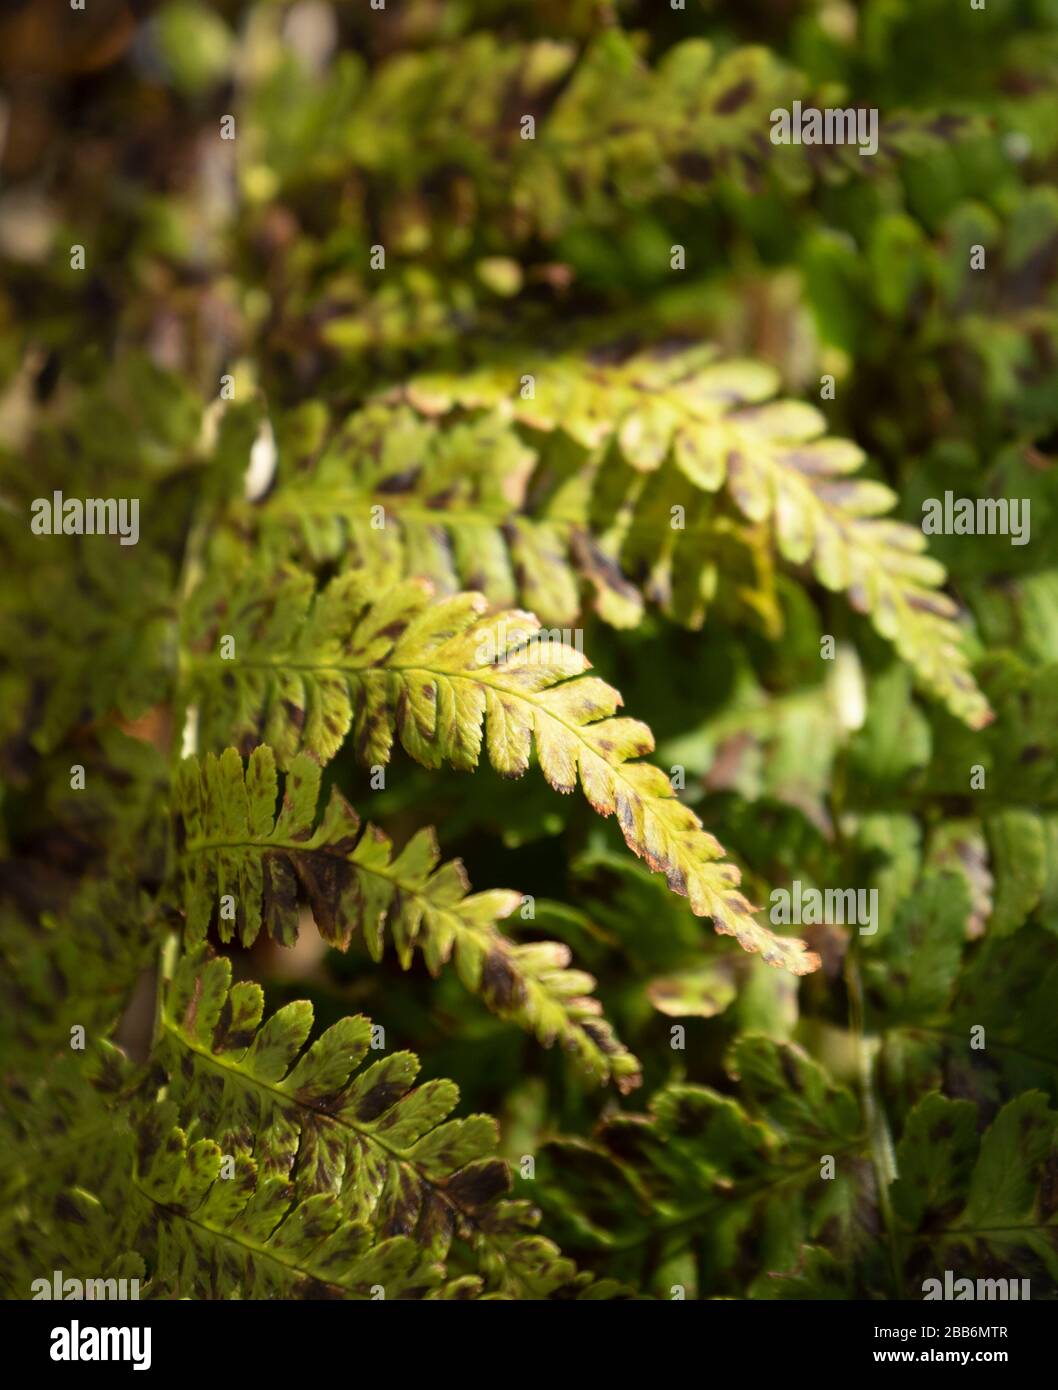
top-left (761, 1090), bottom-right (1058, 1299)
top-left (0, 728), bottom-right (172, 1066)
top-left (239, 403), bottom-right (649, 627)
top-left (892, 1091), bottom-right (1058, 1283)
top-left (161, 942), bottom-right (526, 1222)
top-left (2, 990), bottom-right (599, 1300)
top-left (231, 341), bottom-right (991, 728)
top-left (399, 344), bottom-right (992, 729)
top-left (173, 747), bottom-right (641, 1089)
top-left (157, 947), bottom-right (602, 1296)
top-left (184, 568), bottom-right (820, 974)
top-left (126, 1102), bottom-right (446, 1299)
top-left (242, 34), bottom-right (795, 265)
top-left (535, 1035), bottom-right (865, 1298)
top-left (251, 28), bottom-right (978, 267)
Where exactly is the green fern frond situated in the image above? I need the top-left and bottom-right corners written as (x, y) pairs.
top-left (240, 399), bottom-right (738, 630)
top-left (254, 28), bottom-right (977, 263)
top-left (2, 997), bottom-right (603, 1300)
top-left (157, 947), bottom-right (602, 1296)
top-left (256, 35), bottom-right (796, 254)
top-left (127, 1102), bottom-right (447, 1299)
top-left (38, 1120), bottom-right (621, 1300)
top-left (183, 568), bottom-right (820, 975)
top-left (161, 941), bottom-right (532, 1225)
top-left (1, 1042), bottom-right (130, 1189)
top-left (535, 1034), bottom-right (865, 1299)
top-left (0, 534), bottom-right (176, 755)
top-left (760, 1090), bottom-right (1058, 1299)
top-left (892, 1090), bottom-right (1058, 1283)
top-left (173, 747), bottom-right (641, 1088)
top-left (0, 727), bottom-right (172, 1075)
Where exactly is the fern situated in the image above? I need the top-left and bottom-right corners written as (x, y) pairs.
top-left (129, 1108), bottom-right (448, 1300)
top-left (232, 340), bottom-right (991, 729)
top-left (0, 534), bottom-right (177, 755)
top-left (183, 565), bottom-right (820, 975)
top-left (1, 981), bottom-right (606, 1300)
top-left (159, 945), bottom-right (503, 1238)
top-left (535, 1038), bottom-right (1058, 1301)
top-left (534, 1035), bottom-right (867, 1299)
top-left (760, 1090), bottom-right (1058, 1299)
top-left (155, 947), bottom-right (612, 1297)
top-left (173, 748), bottom-right (641, 1089)
top-left (399, 344), bottom-right (991, 729)
top-left (4, 0), bottom-right (1055, 1316)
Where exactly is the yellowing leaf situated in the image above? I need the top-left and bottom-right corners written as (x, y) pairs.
top-left (186, 571), bottom-right (822, 976)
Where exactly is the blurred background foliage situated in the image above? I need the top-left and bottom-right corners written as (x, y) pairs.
top-left (2, 0), bottom-right (1058, 1300)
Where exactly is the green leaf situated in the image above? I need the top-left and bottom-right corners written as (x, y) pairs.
top-left (891, 1094), bottom-right (978, 1230)
top-left (864, 871), bottom-right (969, 1026)
top-left (986, 809), bottom-right (1045, 936)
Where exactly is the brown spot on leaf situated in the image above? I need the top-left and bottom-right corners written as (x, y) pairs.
top-left (291, 849), bottom-right (357, 948)
top-left (376, 467), bottom-right (421, 494)
top-left (480, 947), bottom-right (526, 1013)
top-left (676, 151), bottom-right (715, 182)
top-left (261, 852), bottom-right (298, 945)
top-left (353, 1076), bottom-right (410, 1123)
top-left (665, 863), bottom-right (689, 897)
top-left (444, 1158), bottom-right (509, 1213)
top-left (714, 79), bottom-right (755, 114)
